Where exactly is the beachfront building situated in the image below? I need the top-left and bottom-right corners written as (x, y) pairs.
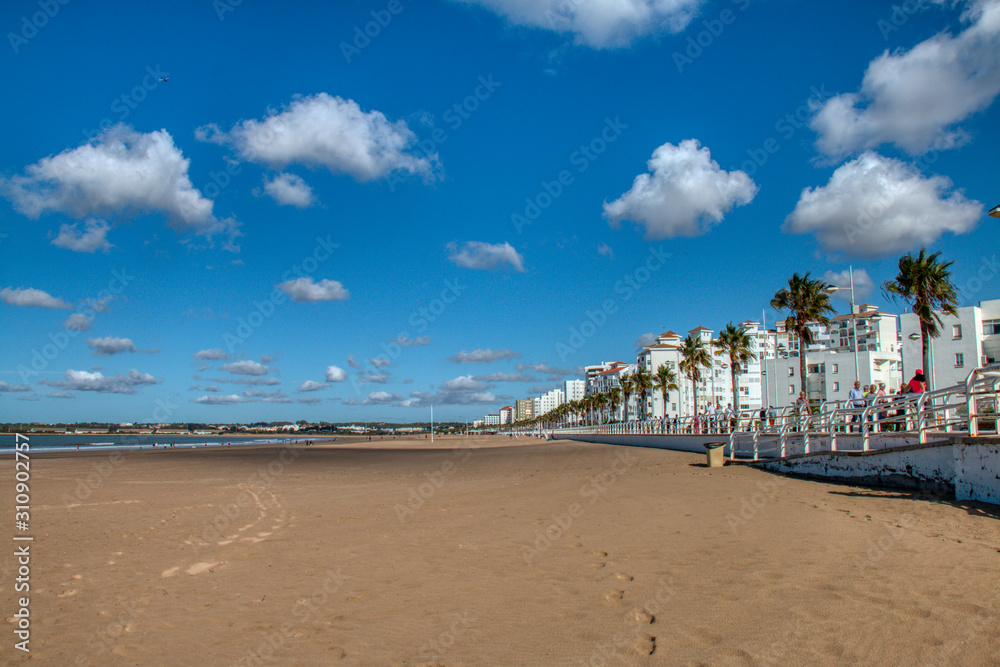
top-left (900, 298), bottom-right (1000, 389)
top-left (564, 379), bottom-right (585, 403)
top-left (584, 361), bottom-right (636, 420)
top-left (515, 398), bottom-right (534, 422)
top-left (484, 414), bottom-right (500, 426)
top-left (636, 331), bottom-right (683, 418)
top-left (764, 304), bottom-right (903, 406)
top-left (535, 388), bottom-right (565, 416)
top-left (499, 406), bottom-right (514, 424)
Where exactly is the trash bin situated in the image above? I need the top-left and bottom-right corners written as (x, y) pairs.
top-left (704, 442), bottom-right (726, 468)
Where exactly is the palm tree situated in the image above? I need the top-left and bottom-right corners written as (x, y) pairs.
top-left (653, 363), bottom-right (678, 417)
top-left (619, 374), bottom-right (635, 422)
top-left (771, 273), bottom-right (835, 396)
top-left (608, 387), bottom-right (621, 422)
top-left (679, 334), bottom-right (711, 417)
top-left (594, 392), bottom-right (608, 423)
top-left (714, 322), bottom-right (758, 416)
top-left (882, 248), bottom-right (958, 390)
top-left (633, 368), bottom-right (653, 419)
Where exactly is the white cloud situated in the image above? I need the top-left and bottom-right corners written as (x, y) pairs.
top-left (259, 172), bottom-right (316, 208)
top-left (357, 371), bottom-right (390, 384)
top-left (811, 0), bottom-right (1000, 157)
top-left (822, 269), bottom-right (876, 302)
top-left (326, 365), bottom-right (348, 382)
top-left (633, 332), bottom-right (658, 349)
top-left (783, 152), bottom-right (981, 257)
top-left (193, 394), bottom-right (252, 405)
top-left (193, 348), bottom-right (231, 361)
top-left (442, 375), bottom-right (487, 392)
top-left (344, 390), bottom-right (404, 405)
top-left (298, 380), bottom-right (329, 392)
top-left (0, 381), bottom-right (30, 392)
top-left (604, 139), bottom-right (757, 240)
top-left (447, 241), bottom-right (525, 271)
top-left (1, 287), bottom-right (72, 309)
top-left (449, 348), bottom-right (521, 363)
top-left (83, 295), bottom-right (114, 313)
top-left (219, 376), bottom-right (281, 386)
top-left (87, 336), bottom-right (138, 356)
top-left (392, 334), bottom-right (431, 347)
top-left (369, 357), bottom-right (391, 368)
top-left (63, 313), bottom-right (92, 331)
top-left (243, 389), bottom-right (291, 403)
top-left (197, 93), bottom-right (438, 182)
top-left (346, 355), bottom-right (361, 369)
top-left (47, 392), bottom-right (74, 399)
top-left (220, 360), bottom-right (269, 375)
top-left (51, 218), bottom-right (112, 253)
top-left (0, 125), bottom-right (239, 243)
top-left (515, 362), bottom-right (578, 381)
top-left (472, 371), bottom-right (537, 382)
top-left (597, 242), bottom-right (614, 259)
top-left (453, 0), bottom-right (704, 48)
top-left (278, 277), bottom-right (350, 302)
top-left (42, 369), bottom-right (159, 394)
top-left (299, 397), bottom-right (322, 404)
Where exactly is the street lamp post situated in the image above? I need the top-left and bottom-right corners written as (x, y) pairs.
top-left (827, 268), bottom-right (861, 388)
top-left (989, 204), bottom-right (1000, 219)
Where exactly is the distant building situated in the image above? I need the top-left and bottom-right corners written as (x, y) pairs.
top-left (563, 379), bottom-right (585, 403)
top-left (484, 414), bottom-right (500, 426)
top-left (499, 406), bottom-right (514, 424)
top-left (515, 398), bottom-right (534, 421)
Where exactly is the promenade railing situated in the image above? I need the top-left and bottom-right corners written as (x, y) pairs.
top-left (544, 363), bottom-right (1000, 461)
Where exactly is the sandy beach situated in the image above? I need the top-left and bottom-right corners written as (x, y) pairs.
top-left (3, 435), bottom-right (999, 665)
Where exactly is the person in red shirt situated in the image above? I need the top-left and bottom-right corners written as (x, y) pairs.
top-left (907, 370), bottom-right (927, 394)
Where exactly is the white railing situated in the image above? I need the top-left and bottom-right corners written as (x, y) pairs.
top-left (543, 364), bottom-right (1000, 461)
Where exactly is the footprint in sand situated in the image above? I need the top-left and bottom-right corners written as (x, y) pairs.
top-left (185, 561), bottom-right (221, 575)
top-left (57, 589), bottom-right (78, 598)
top-left (635, 635), bottom-right (656, 655)
top-left (605, 590), bottom-right (625, 603)
top-left (615, 573), bottom-right (634, 582)
top-left (633, 609), bottom-right (655, 624)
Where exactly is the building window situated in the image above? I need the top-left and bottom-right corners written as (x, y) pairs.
top-left (953, 324), bottom-right (962, 339)
top-left (789, 384), bottom-right (795, 395)
top-left (956, 353), bottom-right (964, 368)
top-left (832, 363), bottom-right (838, 374)
top-left (788, 367), bottom-right (794, 377)
top-left (833, 382), bottom-right (840, 392)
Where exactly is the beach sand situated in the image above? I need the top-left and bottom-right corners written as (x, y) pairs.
top-left (3, 435), bottom-right (999, 665)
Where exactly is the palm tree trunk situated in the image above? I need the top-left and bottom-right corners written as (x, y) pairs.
top-left (799, 349), bottom-right (808, 397)
top-left (731, 366), bottom-right (739, 417)
top-left (921, 324), bottom-right (931, 390)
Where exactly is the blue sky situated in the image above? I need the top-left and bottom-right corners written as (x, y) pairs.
top-left (1, 0), bottom-right (998, 424)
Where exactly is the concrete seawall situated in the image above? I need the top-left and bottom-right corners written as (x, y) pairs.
top-left (553, 432), bottom-right (1000, 507)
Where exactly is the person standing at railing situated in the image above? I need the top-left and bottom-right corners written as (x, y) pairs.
top-left (795, 391), bottom-right (811, 432)
top-left (875, 382), bottom-right (888, 432)
top-left (864, 384), bottom-right (878, 432)
top-left (907, 370), bottom-right (926, 394)
top-left (724, 403), bottom-right (736, 433)
top-left (848, 381), bottom-right (865, 433)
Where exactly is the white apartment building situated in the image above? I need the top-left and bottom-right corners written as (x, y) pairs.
top-left (499, 406), bottom-right (514, 425)
top-left (534, 388), bottom-right (565, 417)
top-left (584, 361), bottom-right (636, 420)
top-left (564, 379), bottom-right (585, 403)
top-left (899, 298), bottom-right (1000, 390)
top-left (484, 414), bottom-right (500, 426)
top-left (765, 304), bottom-right (903, 407)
